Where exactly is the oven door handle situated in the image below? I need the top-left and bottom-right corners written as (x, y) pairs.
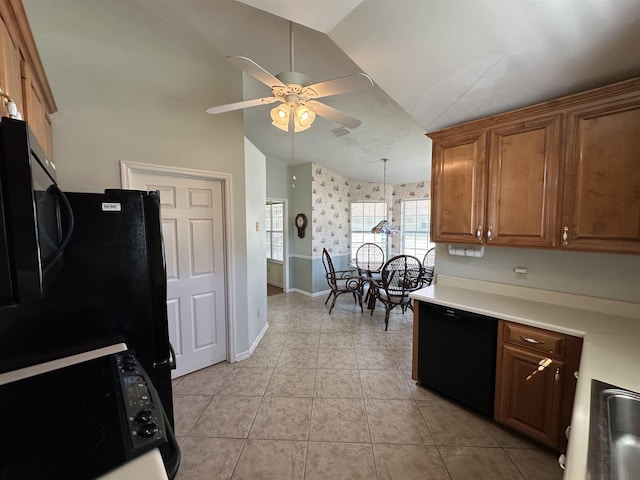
top-left (38, 184), bottom-right (74, 251)
top-left (39, 185), bottom-right (75, 276)
top-left (55, 185), bottom-right (75, 250)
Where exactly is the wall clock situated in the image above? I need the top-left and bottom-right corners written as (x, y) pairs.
top-left (295, 213), bottom-right (307, 238)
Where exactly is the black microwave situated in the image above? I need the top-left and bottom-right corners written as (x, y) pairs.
top-left (0, 117), bottom-right (73, 306)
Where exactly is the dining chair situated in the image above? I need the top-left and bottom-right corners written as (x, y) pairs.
top-left (354, 243), bottom-right (385, 309)
top-left (321, 248), bottom-right (363, 314)
top-left (370, 254), bottom-right (423, 330)
top-left (421, 247), bottom-right (436, 286)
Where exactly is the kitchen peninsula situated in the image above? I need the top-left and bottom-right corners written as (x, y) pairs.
top-left (410, 275), bottom-right (640, 479)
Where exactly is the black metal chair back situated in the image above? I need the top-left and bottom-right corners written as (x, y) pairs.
top-left (355, 243), bottom-right (385, 275)
top-left (381, 254), bottom-right (423, 297)
top-left (321, 248), bottom-right (363, 314)
top-left (421, 247), bottom-right (436, 286)
top-left (371, 254), bottom-right (423, 330)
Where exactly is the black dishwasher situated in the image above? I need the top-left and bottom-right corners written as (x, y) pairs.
top-left (418, 302), bottom-right (498, 417)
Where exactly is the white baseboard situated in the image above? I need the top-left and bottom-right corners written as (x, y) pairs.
top-left (233, 350), bottom-right (251, 363)
top-left (251, 322), bottom-right (269, 354)
top-left (231, 322), bottom-right (270, 363)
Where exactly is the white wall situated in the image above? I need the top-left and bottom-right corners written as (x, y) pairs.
top-left (24, 0), bottom-right (259, 358)
top-left (436, 244), bottom-right (640, 303)
top-left (266, 156), bottom-right (291, 199)
top-left (244, 138), bottom-right (268, 345)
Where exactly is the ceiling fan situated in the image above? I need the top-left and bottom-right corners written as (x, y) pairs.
top-left (205, 21), bottom-right (374, 133)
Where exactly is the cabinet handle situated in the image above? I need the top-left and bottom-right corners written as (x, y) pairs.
top-left (562, 226), bottom-right (569, 245)
top-left (555, 367), bottom-right (560, 383)
top-left (487, 226), bottom-right (493, 241)
top-left (558, 453), bottom-right (566, 470)
top-left (476, 226), bottom-right (483, 241)
top-left (520, 336), bottom-right (544, 345)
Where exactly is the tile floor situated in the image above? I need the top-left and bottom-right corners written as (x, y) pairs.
top-left (172, 292), bottom-right (564, 480)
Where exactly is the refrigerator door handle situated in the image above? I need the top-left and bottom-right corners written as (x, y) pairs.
top-left (169, 343), bottom-right (176, 370)
top-left (153, 343), bottom-right (177, 370)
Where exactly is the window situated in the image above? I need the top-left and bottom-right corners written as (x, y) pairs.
top-left (265, 201), bottom-right (283, 261)
top-left (350, 202), bottom-right (387, 260)
top-left (401, 199), bottom-right (433, 259)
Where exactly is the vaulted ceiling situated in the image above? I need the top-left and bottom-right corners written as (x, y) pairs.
top-left (30, 0), bottom-right (640, 184)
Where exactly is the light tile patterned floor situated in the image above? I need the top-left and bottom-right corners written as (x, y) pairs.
top-left (172, 292), bottom-right (563, 480)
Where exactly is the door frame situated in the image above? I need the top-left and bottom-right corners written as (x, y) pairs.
top-left (266, 197), bottom-right (289, 292)
top-left (120, 160), bottom-right (235, 363)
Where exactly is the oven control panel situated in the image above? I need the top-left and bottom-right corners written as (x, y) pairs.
top-left (114, 351), bottom-right (167, 455)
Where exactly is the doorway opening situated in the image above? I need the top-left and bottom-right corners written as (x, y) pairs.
top-left (266, 198), bottom-right (288, 295)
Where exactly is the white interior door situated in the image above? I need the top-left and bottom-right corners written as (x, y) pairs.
top-left (127, 169), bottom-right (227, 377)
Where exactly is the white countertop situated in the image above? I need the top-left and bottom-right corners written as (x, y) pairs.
top-left (0, 343), bottom-right (127, 385)
top-left (410, 275), bottom-right (640, 480)
top-left (98, 449), bottom-right (169, 480)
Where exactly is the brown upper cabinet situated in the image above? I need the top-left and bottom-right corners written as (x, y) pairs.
top-left (0, 11), bottom-right (24, 117)
top-left (560, 88), bottom-right (640, 253)
top-left (486, 115), bottom-right (561, 247)
top-left (0, 0), bottom-right (56, 158)
top-left (430, 113), bottom-right (561, 248)
top-left (429, 77), bottom-right (640, 254)
top-left (430, 130), bottom-right (487, 245)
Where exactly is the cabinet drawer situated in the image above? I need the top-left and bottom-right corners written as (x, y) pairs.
top-left (503, 323), bottom-right (565, 357)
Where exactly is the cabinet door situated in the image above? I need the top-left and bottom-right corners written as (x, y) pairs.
top-left (561, 98), bottom-right (640, 253)
top-left (0, 12), bottom-right (24, 117)
top-left (487, 116), bottom-right (561, 247)
top-left (495, 344), bottom-right (562, 449)
top-left (22, 61), bottom-right (53, 159)
top-left (431, 131), bottom-right (487, 243)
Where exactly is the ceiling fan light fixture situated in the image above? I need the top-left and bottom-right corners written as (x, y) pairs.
top-left (270, 104), bottom-right (290, 131)
top-left (293, 103), bottom-right (316, 132)
top-left (270, 102), bottom-right (317, 132)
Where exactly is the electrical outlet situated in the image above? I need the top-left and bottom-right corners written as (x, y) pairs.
top-left (514, 266), bottom-right (527, 280)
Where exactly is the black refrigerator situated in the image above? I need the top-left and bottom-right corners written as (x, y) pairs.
top-left (0, 189), bottom-right (176, 425)
top-left (0, 118), bottom-right (180, 477)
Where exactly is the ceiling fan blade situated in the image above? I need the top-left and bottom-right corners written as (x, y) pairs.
top-left (205, 97), bottom-right (278, 114)
top-left (306, 73), bottom-right (373, 99)
top-left (311, 102), bottom-right (362, 129)
top-left (226, 56), bottom-right (286, 89)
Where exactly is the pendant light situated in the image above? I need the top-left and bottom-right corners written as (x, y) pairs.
top-left (371, 158), bottom-right (398, 235)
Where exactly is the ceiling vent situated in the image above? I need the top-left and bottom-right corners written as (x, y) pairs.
top-left (331, 126), bottom-right (351, 137)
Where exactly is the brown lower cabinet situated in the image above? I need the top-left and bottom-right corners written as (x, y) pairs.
top-left (494, 320), bottom-right (583, 452)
